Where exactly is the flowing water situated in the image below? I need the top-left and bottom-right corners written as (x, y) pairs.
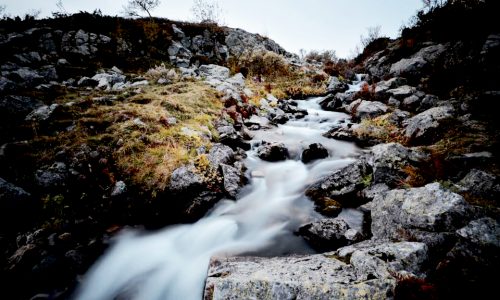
top-left (75, 88), bottom-right (363, 300)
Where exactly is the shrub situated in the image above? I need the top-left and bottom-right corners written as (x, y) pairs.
top-left (229, 50), bottom-right (290, 80)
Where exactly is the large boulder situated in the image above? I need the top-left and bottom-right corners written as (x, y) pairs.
top-left (434, 217), bottom-right (500, 299)
top-left (220, 164), bottom-right (242, 198)
top-left (403, 105), bottom-right (455, 145)
top-left (456, 169), bottom-right (500, 200)
top-left (204, 254), bottom-right (396, 300)
top-left (298, 218), bottom-right (352, 251)
top-left (347, 99), bottom-right (389, 121)
top-left (368, 143), bottom-right (429, 187)
top-left (207, 143), bottom-right (235, 168)
top-left (371, 183), bottom-right (473, 241)
top-left (168, 164), bottom-right (203, 193)
top-left (256, 142), bottom-right (289, 162)
top-left (306, 160), bottom-right (372, 208)
top-left (390, 44), bottom-right (447, 78)
top-left (326, 76), bottom-right (348, 93)
top-left (301, 143), bottom-right (328, 163)
top-left (199, 64), bottom-right (230, 81)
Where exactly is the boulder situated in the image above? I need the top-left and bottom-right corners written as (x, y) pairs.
top-left (35, 162), bottom-right (69, 189)
top-left (336, 241), bottom-right (429, 280)
top-left (319, 94), bottom-right (343, 111)
top-left (7, 68), bottom-right (44, 87)
top-left (207, 143), bottom-right (235, 168)
top-left (301, 143), bottom-right (329, 163)
top-left (386, 85), bottom-right (416, 100)
top-left (371, 183), bottom-right (472, 241)
top-left (403, 105), bottom-right (455, 145)
top-left (298, 218), bottom-right (351, 251)
top-left (256, 142), bottom-right (289, 162)
top-left (25, 104), bottom-right (60, 122)
top-left (221, 164), bottom-right (242, 198)
top-left (169, 164), bottom-right (203, 193)
top-left (390, 44), bottom-right (447, 78)
top-left (368, 143), bottom-right (429, 187)
top-left (0, 95), bottom-right (43, 123)
top-left (204, 254), bottom-right (396, 300)
top-left (347, 99), bottom-right (389, 121)
top-left (199, 64), bottom-right (230, 81)
top-left (306, 159), bottom-right (372, 207)
top-left (456, 169), bottom-right (500, 200)
top-left (435, 217), bottom-right (500, 298)
top-left (326, 76), bottom-right (348, 93)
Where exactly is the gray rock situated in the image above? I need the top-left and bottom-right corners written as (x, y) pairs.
top-left (457, 169), bottom-right (500, 199)
top-left (298, 218), bottom-right (351, 251)
top-left (169, 165), bottom-right (203, 192)
top-left (92, 72), bottom-right (127, 90)
top-left (336, 241), bottom-right (429, 280)
top-left (0, 95), bottom-right (43, 123)
top-left (221, 164), bottom-right (241, 198)
top-left (390, 44), bottom-right (447, 77)
top-left (306, 159), bottom-right (372, 207)
top-left (374, 77), bottom-right (408, 98)
top-left (481, 34), bottom-right (500, 55)
top-left (347, 99), bottom-right (388, 120)
top-left (8, 67), bottom-right (44, 86)
top-left (35, 162), bottom-right (69, 189)
top-left (257, 142), bottom-right (289, 162)
top-left (77, 76), bottom-right (98, 87)
top-left (25, 104), bottom-right (59, 122)
top-left (371, 183), bottom-right (472, 241)
top-left (0, 76), bottom-right (17, 93)
top-left (360, 183), bottom-right (390, 202)
top-left (368, 143), bottom-right (429, 187)
top-left (418, 94), bottom-right (439, 112)
top-left (327, 76), bottom-right (348, 93)
top-left (403, 105), bottom-right (455, 144)
top-left (204, 254), bottom-right (396, 300)
top-left (301, 143), bottom-right (329, 163)
top-left (199, 64), bottom-right (230, 81)
top-left (110, 181), bottom-right (127, 197)
top-left (456, 217), bottom-right (500, 248)
top-left (387, 109), bottom-right (411, 126)
top-left (207, 143), bottom-right (235, 168)
top-left (386, 85), bottom-right (416, 100)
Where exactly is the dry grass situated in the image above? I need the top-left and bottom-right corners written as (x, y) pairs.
top-left (354, 114), bottom-right (407, 144)
top-left (30, 81), bottom-right (223, 195)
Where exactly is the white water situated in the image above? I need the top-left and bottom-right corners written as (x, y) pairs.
top-left (75, 97), bottom-right (361, 300)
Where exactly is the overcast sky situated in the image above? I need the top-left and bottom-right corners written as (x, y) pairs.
top-left (1, 0), bottom-right (423, 58)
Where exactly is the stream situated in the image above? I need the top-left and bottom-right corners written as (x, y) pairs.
top-left (75, 79), bottom-right (363, 300)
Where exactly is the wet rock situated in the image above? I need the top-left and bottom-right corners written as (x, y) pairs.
top-left (403, 105), bottom-right (455, 145)
top-left (207, 143), bottom-right (235, 168)
top-left (271, 114), bottom-right (289, 125)
top-left (368, 143), bottom-right (429, 187)
top-left (221, 164), bottom-right (241, 198)
top-left (347, 99), bottom-right (389, 121)
top-left (168, 164), bottom-right (203, 193)
top-left (301, 143), bottom-right (328, 163)
top-left (204, 254), bottom-right (396, 300)
top-left (456, 169), bottom-right (500, 200)
top-left (306, 159), bottom-right (372, 207)
top-left (319, 93), bottom-right (343, 111)
top-left (298, 218), bottom-right (350, 251)
top-left (256, 142), bottom-right (289, 162)
top-left (371, 183), bottom-right (472, 241)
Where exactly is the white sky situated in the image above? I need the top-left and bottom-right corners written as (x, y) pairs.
top-left (1, 0), bottom-right (423, 58)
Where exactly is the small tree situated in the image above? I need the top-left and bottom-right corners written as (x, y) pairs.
top-left (191, 0), bottom-right (223, 24)
top-left (360, 25), bottom-right (381, 48)
top-left (123, 0), bottom-right (160, 20)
